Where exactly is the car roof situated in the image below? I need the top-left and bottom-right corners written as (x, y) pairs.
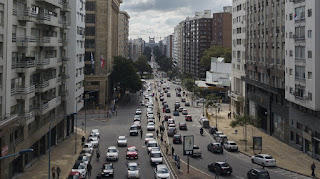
top-left (216, 162), bottom-right (228, 165)
top-left (148, 140), bottom-right (157, 144)
top-left (157, 164), bottom-right (168, 170)
top-left (103, 163), bottom-right (113, 167)
top-left (108, 146), bottom-right (117, 149)
top-left (131, 125), bottom-right (138, 127)
top-left (151, 150), bottom-right (161, 154)
top-left (146, 133), bottom-right (153, 136)
top-left (127, 146), bottom-right (137, 149)
top-left (173, 134), bottom-right (181, 137)
top-left (227, 141), bottom-right (236, 143)
top-left (118, 136), bottom-right (126, 139)
top-left (128, 162), bottom-right (138, 167)
top-left (258, 154), bottom-right (272, 157)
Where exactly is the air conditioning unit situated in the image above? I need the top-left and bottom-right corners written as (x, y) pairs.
top-left (275, 33), bottom-right (278, 37)
top-left (257, 35), bottom-right (260, 38)
top-left (270, 33), bottom-right (273, 37)
top-left (258, 22), bottom-right (260, 25)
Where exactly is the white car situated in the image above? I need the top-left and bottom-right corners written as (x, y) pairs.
top-left (147, 122), bottom-right (155, 131)
top-left (77, 155), bottom-right (90, 165)
top-left (117, 136), bottom-right (128, 147)
top-left (88, 136), bottom-right (99, 148)
top-left (72, 162), bottom-right (87, 178)
top-left (106, 146), bottom-right (119, 161)
top-left (223, 141), bottom-right (238, 151)
top-left (150, 150), bottom-right (163, 166)
top-left (90, 129), bottom-right (100, 138)
top-left (213, 131), bottom-right (224, 139)
top-left (251, 154), bottom-right (276, 167)
top-left (147, 118), bottom-right (155, 124)
top-left (154, 164), bottom-right (170, 179)
top-left (83, 143), bottom-right (94, 153)
top-left (145, 133), bottom-right (154, 144)
top-left (127, 162), bottom-right (140, 178)
top-left (147, 140), bottom-right (158, 154)
top-left (135, 109), bottom-right (142, 115)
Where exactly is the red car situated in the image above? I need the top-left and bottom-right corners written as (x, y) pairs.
top-left (133, 121), bottom-right (141, 129)
top-left (185, 115), bottom-right (192, 121)
top-left (164, 115), bottom-right (172, 121)
top-left (68, 171), bottom-right (82, 179)
top-left (126, 146), bottom-right (138, 159)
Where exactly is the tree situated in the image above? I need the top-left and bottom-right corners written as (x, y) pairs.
top-left (155, 55), bottom-right (173, 73)
top-left (182, 78), bottom-right (196, 92)
top-left (111, 56), bottom-right (142, 93)
top-left (201, 46), bottom-right (232, 70)
top-left (134, 55), bottom-right (152, 78)
top-left (143, 46), bottom-right (152, 61)
top-left (153, 46), bottom-right (161, 58)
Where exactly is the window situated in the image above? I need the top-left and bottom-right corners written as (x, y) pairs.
top-left (86, 14), bottom-right (95, 23)
top-left (308, 51), bottom-right (312, 58)
top-left (290, 131), bottom-right (294, 141)
top-left (0, 3), bottom-right (4, 26)
top-left (295, 84), bottom-right (305, 98)
top-left (308, 93), bottom-right (312, 101)
top-left (308, 72), bottom-right (312, 79)
top-left (289, 14), bottom-right (293, 20)
top-left (295, 66), bottom-right (305, 80)
top-left (85, 27), bottom-right (95, 36)
top-left (289, 69), bottom-right (293, 75)
top-left (307, 30), bottom-right (312, 38)
top-left (295, 46), bottom-right (305, 59)
top-left (308, 9), bottom-right (312, 17)
top-left (85, 39), bottom-right (95, 48)
top-left (289, 50), bottom-right (293, 57)
top-left (296, 134), bottom-right (302, 145)
top-left (295, 6), bottom-right (305, 20)
top-left (295, 26), bottom-right (305, 38)
top-left (86, 2), bottom-right (95, 11)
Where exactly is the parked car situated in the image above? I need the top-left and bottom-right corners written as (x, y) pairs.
top-left (251, 154), bottom-right (276, 167)
top-left (97, 163), bottom-right (114, 178)
top-left (147, 122), bottom-right (155, 131)
top-left (207, 143), bottom-right (224, 154)
top-left (106, 146), bottom-right (119, 161)
top-left (76, 155), bottom-right (90, 165)
top-left (164, 115), bottom-right (171, 121)
top-left (185, 115), bottom-right (192, 121)
top-left (150, 150), bottom-right (163, 166)
top-left (168, 118), bottom-right (175, 125)
top-left (173, 110), bottom-right (179, 116)
top-left (209, 127), bottom-right (218, 135)
top-left (208, 162), bottom-right (232, 175)
top-left (165, 107), bottom-right (171, 113)
top-left (88, 136), bottom-right (99, 148)
top-left (68, 171), bottom-right (82, 179)
top-left (182, 109), bottom-right (188, 115)
top-left (126, 146), bottom-right (138, 159)
top-left (160, 96), bottom-right (164, 101)
top-left (147, 140), bottom-right (158, 154)
top-left (134, 115), bottom-right (141, 122)
top-left (90, 129), bottom-right (100, 138)
top-left (213, 131), bottom-right (224, 140)
top-left (83, 143), bottom-right (94, 153)
top-left (223, 141), bottom-right (238, 152)
top-left (154, 164), bottom-right (170, 179)
top-left (80, 149), bottom-right (92, 160)
top-left (135, 109), bottom-right (142, 115)
top-left (147, 118), bottom-right (155, 124)
top-left (191, 145), bottom-right (202, 157)
top-left (247, 168), bottom-right (270, 179)
top-left (71, 162), bottom-right (87, 179)
top-left (127, 162), bottom-right (140, 179)
top-left (179, 107), bottom-right (184, 112)
top-left (196, 98), bottom-right (206, 103)
top-left (167, 92), bottom-right (171, 97)
top-left (185, 102), bottom-right (190, 106)
top-left (181, 98), bottom-right (186, 102)
top-left (216, 134), bottom-right (228, 144)
top-left (133, 121), bottom-right (141, 129)
top-left (145, 133), bottom-right (154, 144)
top-left (117, 136), bottom-right (128, 147)
top-left (130, 125), bottom-right (139, 136)
top-left (178, 122), bottom-right (187, 130)
top-left (173, 134), bottom-right (182, 144)
top-left (167, 127), bottom-right (177, 137)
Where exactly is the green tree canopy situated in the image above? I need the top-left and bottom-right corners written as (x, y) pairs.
top-left (111, 56), bottom-right (142, 92)
top-left (182, 78), bottom-right (196, 92)
top-left (201, 46), bottom-right (232, 70)
top-left (153, 46), bottom-right (161, 57)
top-left (134, 55), bottom-right (152, 78)
top-left (143, 46), bottom-right (152, 61)
top-left (155, 55), bottom-right (173, 73)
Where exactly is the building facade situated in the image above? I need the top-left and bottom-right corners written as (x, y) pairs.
top-left (165, 35), bottom-right (173, 59)
top-left (0, 0), bottom-right (79, 178)
top-left (118, 11), bottom-right (130, 58)
top-left (285, 0), bottom-right (320, 159)
top-left (84, 0), bottom-right (122, 107)
top-left (212, 8), bottom-right (232, 48)
top-left (230, 0), bottom-right (246, 115)
top-left (129, 38), bottom-right (145, 61)
top-left (243, 0), bottom-right (288, 142)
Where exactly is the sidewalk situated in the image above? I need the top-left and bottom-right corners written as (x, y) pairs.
top-left (206, 106), bottom-right (320, 178)
top-left (14, 128), bottom-right (87, 179)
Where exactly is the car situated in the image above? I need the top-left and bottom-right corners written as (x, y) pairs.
top-left (173, 110), bottom-right (179, 116)
top-left (126, 146), bottom-right (138, 159)
top-left (145, 133), bottom-right (154, 144)
top-left (167, 92), bottom-right (171, 97)
top-left (130, 125), bottom-right (139, 136)
top-left (133, 121), bottom-right (141, 129)
top-left (216, 134), bottom-right (228, 144)
top-left (150, 150), bottom-right (163, 166)
top-left (213, 131), bottom-right (224, 139)
top-left (185, 102), bottom-right (190, 106)
top-left (80, 149), bottom-right (92, 159)
top-left (83, 143), bottom-right (94, 153)
top-left (196, 98), bottom-right (206, 103)
top-left (154, 164), bottom-right (170, 179)
top-left (223, 141), bottom-right (238, 152)
top-left (165, 107), bottom-right (171, 113)
top-left (164, 89), bottom-right (168, 93)
top-left (182, 109), bottom-right (188, 115)
top-left (88, 136), bottom-right (99, 148)
top-left (147, 122), bottom-right (155, 131)
top-left (147, 118), bottom-right (155, 124)
top-left (247, 168), bottom-right (270, 179)
top-left (147, 111), bottom-right (154, 117)
top-left (164, 115), bottom-right (171, 121)
top-left (209, 127), bottom-right (218, 134)
top-left (173, 134), bottom-right (182, 144)
top-left (127, 162), bottom-right (140, 179)
top-left (71, 162), bottom-right (87, 178)
top-left (97, 163), bottom-right (114, 178)
top-left (147, 113), bottom-right (154, 118)
top-left (168, 123), bottom-right (176, 128)
top-left (208, 162), bottom-right (232, 175)
top-left (140, 101), bottom-right (145, 106)
top-left (185, 115), bottom-right (192, 121)
top-left (117, 136), bottom-right (128, 147)
top-left (90, 129), bottom-right (100, 138)
top-left (207, 143), bottom-right (224, 154)
top-left (179, 107), bottom-right (184, 112)
top-left (176, 92), bottom-right (181, 97)
top-left (158, 89), bottom-right (161, 92)
top-left (147, 140), bottom-right (158, 154)
top-left (179, 122), bottom-right (187, 130)
top-left (181, 98), bottom-right (186, 102)
top-left (160, 96), bottom-right (164, 101)
top-left (106, 146), bottom-right (119, 161)
top-left (135, 109), bottom-right (142, 115)
top-left (168, 118), bottom-right (175, 124)
top-left (167, 127), bottom-right (177, 137)
top-left (68, 171), bottom-right (82, 179)
top-left (251, 154), bottom-right (276, 167)
top-left (134, 115), bottom-right (141, 121)
top-left (76, 155), bottom-right (90, 165)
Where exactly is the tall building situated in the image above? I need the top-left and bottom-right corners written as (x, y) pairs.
top-left (165, 35), bottom-right (173, 59)
top-left (173, 22), bottom-right (184, 73)
top-left (285, 0), bottom-right (320, 159)
top-left (84, 0), bottom-right (122, 106)
top-left (230, 0), bottom-right (246, 115)
top-left (212, 7), bottom-right (232, 48)
top-left (0, 0), bottom-right (78, 178)
top-left (243, 0), bottom-right (288, 141)
top-left (129, 38), bottom-right (145, 61)
top-left (118, 11), bottom-right (130, 58)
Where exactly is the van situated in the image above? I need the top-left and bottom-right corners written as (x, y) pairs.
top-left (200, 117), bottom-right (210, 128)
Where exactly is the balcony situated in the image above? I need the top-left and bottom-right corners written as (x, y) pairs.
top-left (295, 58), bottom-right (306, 63)
top-left (61, 73), bottom-right (70, 81)
top-left (61, 57), bottom-right (70, 64)
top-left (16, 85), bottom-right (35, 94)
top-left (228, 91), bottom-right (244, 102)
top-left (37, 36), bottom-right (61, 47)
top-left (241, 76), bottom-right (284, 94)
top-left (292, 0), bottom-right (305, 3)
top-left (58, 38), bottom-right (68, 46)
top-left (35, 77), bottom-right (62, 93)
top-left (36, 57), bottom-right (62, 69)
top-left (34, 96), bottom-right (61, 116)
top-left (17, 9), bottom-right (37, 22)
top-left (61, 1), bottom-right (71, 11)
top-left (0, 113), bottom-right (19, 128)
top-left (295, 77), bottom-right (306, 82)
top-left (294, 36), bottom-right (305, 42)
top-left (19, 110), bottom-right (35, 125)
top-left (13, 35), bottom-right (37, 47)
top-left (36, 14), bottom-right (60, 27)
top-left (295, 13), bottom-right (305, 23)
top-left (11, 88), bottom-right (16, 96)
top-left (59, 21), bottom-right (71, 29)
top-left (14, 60), bottom-right (36, 73)
top-left (35, 0), bottom-right (63, 8)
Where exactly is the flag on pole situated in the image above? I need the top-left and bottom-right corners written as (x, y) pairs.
top-left (91, 52), bottom-right (94, 69)
top-left (100, 53), bottom-right (105, 68)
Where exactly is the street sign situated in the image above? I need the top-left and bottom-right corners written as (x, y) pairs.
top-left (183, 135), bottom-right (194, 155)
top-left (253, 136), bottom-right (262, 154)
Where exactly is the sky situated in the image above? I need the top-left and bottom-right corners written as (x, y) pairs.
top-left (121, 0), bottom-right (232, 42)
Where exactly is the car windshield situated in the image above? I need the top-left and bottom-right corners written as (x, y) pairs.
top-left (80, 150), bottom-right (90, 154)
top-left (68, 175), bottom-right (80, 179)
top-left (104, 165), bottom-right (113, 170)
top-left (220, 163), bottom-right (230, 167)
top-left (146, 135), bottom-right (153, 138)
top-left (128, 148), bottom-right (136, 152)
top-left (151, 153), bottom-right (161, 157)
top-left (148, 123), bottom-right (154, 126)
top-left (119, 136), bottom-right (126, 140)
top-left (265, 156), bottom-right (273, 159)
top-left (128, 165), bottom-right (138, 171)
top-left (108, 149), bottom-right (117, 153)
top-left (148, 143), bottom-right (157, 147)
top-left (130, 126), bottom-right (138, 130)
top-left (158, 167), bottom-right (169, 174)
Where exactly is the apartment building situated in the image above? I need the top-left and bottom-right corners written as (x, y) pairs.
top-left (165, 35), bottom-right (173, 59)
top-left (243, 0), bottom-right (288, 141)
top-left (0, 0), bottom-right (78, 178)
top-left (212, 7), bottom-right (232, 48)
top-left (84, 0), bottom-right (122, 106)
top-left (285, 0), bottom-right (320, 160)
top-left (118, 11), bottom-right (130, 58)
top-left (129, 38), bottom-right (144, 61)
top-left (230, 0), bottom-right (246, 115)
top-left (173, 22), bottom-right (184, 73)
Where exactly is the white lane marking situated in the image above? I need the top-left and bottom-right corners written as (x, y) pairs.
top-left (236, 176), bottom-right (245, 179)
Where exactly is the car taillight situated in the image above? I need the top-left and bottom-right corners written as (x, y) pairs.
top-left (213, 146), bottom-right (215, 148)
top-left (173, 138), bottom-right (175, 140)
top-left (180, 138), bottom-right (182, 140)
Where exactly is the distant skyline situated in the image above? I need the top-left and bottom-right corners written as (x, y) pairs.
top-left (121, 0), bottom-right (232, 42)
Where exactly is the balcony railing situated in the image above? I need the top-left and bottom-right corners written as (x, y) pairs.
top-left (34, 101), bottom-right (49, 111)
top-left (0, 113), bottom-right (19, 128)
top-left (228, 91), bottom-right (244, 102)
top-left (11, 88), bottom-right (16, 96)
top-left (292, 0), bottom-right (305, 3)
top-left (17, 9), bottom-right (37, 21)
top-left (12, 35), bottom-right (37, 44)
top-left (16, 85), bottom-right (36, 94)
top-left (294, 36), bottom-right (305, 42)
top-left (15, 60), bottom-right (36, 68)
top-left (61, 57), bottom-right (70, 62)
top-left (34, 81), bottom-right (50, 88)
top-left (295, 58), bottom-right (306, 63)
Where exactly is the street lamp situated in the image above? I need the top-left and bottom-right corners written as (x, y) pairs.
top-left (48, 114), bottom-right (74, 179)
top-left (0, 149), bottom-right (33, 160)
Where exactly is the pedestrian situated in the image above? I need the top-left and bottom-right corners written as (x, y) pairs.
top-left (140, 129), bottom-right (143, 139)
top-left (311, 162), bottom-right (316, 177)
top-left (52, 167), bottom-right (56, 179)
top-left (156, 129), bottom-right (159, 137)
top-left (158, 115), bottom-right (160, 122)
top-left (115, 109), bottom-right (118, 116)
top-left (165, 141), bottom-right (169, 154)
top-left (218, 107), bottom-right (220, 113)
top-left (81, 136), bottom-right (85, 145)
top-left (56, 166), bottom-right (61, 178)
top-left (160, 135), bottom-right (163, 143)
top-left (233, 111), bottom-right (235, 118)
top-left (172, 146), bottom-right (175, 157)
top-left (87, 163), bottom-right (92, 176)
top-left (162, 120), bottom-right (164, 126)
top-left (162, 107), bottom-right (165, 113)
